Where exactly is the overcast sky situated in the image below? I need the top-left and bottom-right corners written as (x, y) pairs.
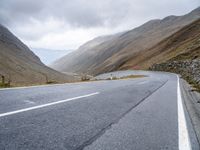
top-left (0, 0), bottom-right (199, 50)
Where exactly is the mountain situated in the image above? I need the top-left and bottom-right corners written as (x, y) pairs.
top-left (149, 18), bottom-right (200, 91)
top-left (50, 33), bottom-right (123, 74)
top-left (51, 7), bottom-right (200, 75)
top-left (122, 18), bottom-right (200, 70)
top-left (0, 24), bottom-right (76, 86)
top-left (31, 48), bottom-right (73, 65)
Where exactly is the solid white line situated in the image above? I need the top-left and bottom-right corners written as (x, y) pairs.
top-left (177, 76), bottom-right (191, 150)
top-left (0, 92), bottom-right (99, 118)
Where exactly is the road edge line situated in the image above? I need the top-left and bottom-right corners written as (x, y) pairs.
top-left (177, 75), bottom-right (192, 150)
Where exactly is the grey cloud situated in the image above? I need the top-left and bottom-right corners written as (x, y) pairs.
top-left (0, 0), bottom-right (199, 28)
top-left (0, 0), bottom-right (106, 27)
top-left (0, 0), bottom-right (45, 26)
top-left (0, 0), bottom-right (199, 43)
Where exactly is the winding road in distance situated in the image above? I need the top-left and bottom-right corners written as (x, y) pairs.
top-left (0, 71), bottom-right (199, 150)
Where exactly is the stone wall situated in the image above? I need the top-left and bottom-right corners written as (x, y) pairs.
top-left (150, 59), bottom-right (200, 89)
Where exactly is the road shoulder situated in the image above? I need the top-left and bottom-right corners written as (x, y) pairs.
top-left (180, 78), bottom-right (200, 148)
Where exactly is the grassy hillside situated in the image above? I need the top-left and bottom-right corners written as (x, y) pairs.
top-left (0, 24), bottom-right (77, 87)
top-left (148, 19), bottom-right (200, 91)
top-left (121, 18), bottom-right (200, 70)
top-left (51, 7), bottom-right (200, 75)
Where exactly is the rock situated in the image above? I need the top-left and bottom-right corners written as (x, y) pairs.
top-left (150, 59), bottom-right (200, 89)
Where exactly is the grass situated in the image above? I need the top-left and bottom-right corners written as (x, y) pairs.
top-left (119, 75), bottom-right (146, 79)
top-left (105, 75), bottom-right (146, 80)
top-left (191, 86), bottom-right (200, 93)
top-left (46, 81), bottom-right (58, 84)
top-left (0, 74), bottom-right (146, 89)
top-left (0, 83), bottom-right (11, 88)
top-left (186, 78), bottom-right (200, 93)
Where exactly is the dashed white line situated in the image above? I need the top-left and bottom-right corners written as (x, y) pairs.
top-left (0, 92), bottom-right (99, 118)
top-left (177, 76), bottom-right (191, 150)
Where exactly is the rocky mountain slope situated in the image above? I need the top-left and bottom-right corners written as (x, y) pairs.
top-left (123, 18), bottom-right (200, 70)
top-left (151, 59), bottom-right (200, 91)
top-left (51, 7), bottom-right (200, 75)
top-left (0, 24), bottom-right (76, 86)
top-left (149, 19), bottom-right (200, 91)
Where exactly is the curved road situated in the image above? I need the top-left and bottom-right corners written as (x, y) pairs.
top-left (0, 71), bottom-right (199, 149)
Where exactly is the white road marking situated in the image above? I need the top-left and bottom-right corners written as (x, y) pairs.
top-left (0, 92), bottom-right (99, 118)
top-left (138, 81), bottom-right (149, 85)
top-left (177, 76), bottom-right (191, 150)
top-left (24, 100), bottom-right (35, 104)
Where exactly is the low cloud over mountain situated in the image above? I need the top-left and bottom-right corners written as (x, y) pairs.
top-left (0, 0), bottom-right (199, 50)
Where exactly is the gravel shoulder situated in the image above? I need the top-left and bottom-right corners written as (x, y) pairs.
top-left (180, 78), bottom-right (200, 146)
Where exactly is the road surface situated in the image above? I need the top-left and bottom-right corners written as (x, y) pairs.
top-left (0, 71), bottom-right (199, 150)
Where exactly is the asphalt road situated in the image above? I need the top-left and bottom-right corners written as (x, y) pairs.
top-left (0, 71), bottom-right (199, 150)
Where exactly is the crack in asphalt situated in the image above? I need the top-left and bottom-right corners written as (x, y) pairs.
top-left (75, 79), bottom-right (169, 150)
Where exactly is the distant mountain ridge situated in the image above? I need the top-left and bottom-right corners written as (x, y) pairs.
top-left (123, 18), bottom-right (200, 69)
top-left (0, 24), bottom-right (76, 86)
top-left (51, 7), bottom-right (200, 75)
top-left (31, 48), bottom-right (73, 65)
top-left (50, 33), bottom-right (123, 73)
